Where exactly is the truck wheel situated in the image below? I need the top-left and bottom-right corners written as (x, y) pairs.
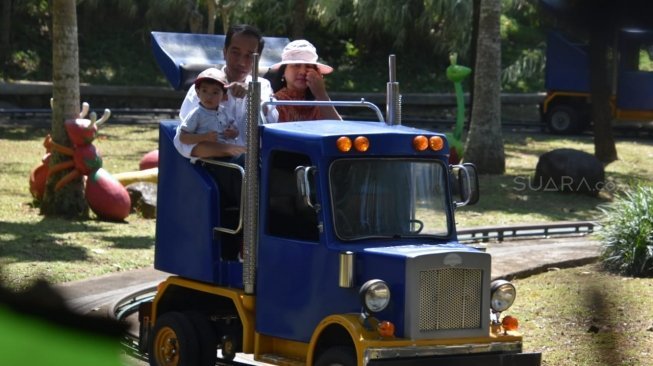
top-left (315, 346), bottom-right (356, 366)
top-left (184, 311), bottom-right (218, 366)
top-left (149, 312), bottom-right (199, 366)
top-left (545, 105), bottom-right (580, 134)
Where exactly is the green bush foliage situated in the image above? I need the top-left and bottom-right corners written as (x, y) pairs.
top-left (599, 184), bottom-right (653, 277)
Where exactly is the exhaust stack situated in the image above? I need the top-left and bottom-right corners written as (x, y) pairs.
top-left (386, 54), bottom-right (401, 125)
top-left (243, 53), bottom-right (261, 295)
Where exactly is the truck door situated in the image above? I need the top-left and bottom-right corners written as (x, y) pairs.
top-left (256, 150), bottom-right (339, 342)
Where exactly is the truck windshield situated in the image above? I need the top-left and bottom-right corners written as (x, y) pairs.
top-left (330, 159), bottom-right (450, 241)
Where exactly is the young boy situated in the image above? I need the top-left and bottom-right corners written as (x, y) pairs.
top-left (174, 67), bottom-right (246, 159)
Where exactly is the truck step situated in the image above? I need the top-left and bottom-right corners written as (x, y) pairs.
top-left (257, 353), bottom-right (305, 366)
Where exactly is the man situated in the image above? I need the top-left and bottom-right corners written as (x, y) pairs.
top-left (178, 24), bottom-right (278, 157)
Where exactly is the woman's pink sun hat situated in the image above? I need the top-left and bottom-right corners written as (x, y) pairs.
top-left (270, 40), bottom-right (333, 74)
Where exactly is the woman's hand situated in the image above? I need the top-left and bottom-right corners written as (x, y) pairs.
top-left (306, 69), bottom-right (329, 100)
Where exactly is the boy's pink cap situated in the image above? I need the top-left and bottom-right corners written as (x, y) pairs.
top-left (195, 67), bottom-right (228, 87)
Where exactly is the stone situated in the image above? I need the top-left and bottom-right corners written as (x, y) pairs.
top-left (533, 148), bottom-right (605, 196)
top-left (126, 182), bottom-right (157, 219)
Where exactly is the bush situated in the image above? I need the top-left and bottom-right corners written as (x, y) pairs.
top-left (599, 184), bottom-right (653, 277)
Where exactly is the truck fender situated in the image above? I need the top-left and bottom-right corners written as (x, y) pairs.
top-left (308, 314), bottom-right (377, 366)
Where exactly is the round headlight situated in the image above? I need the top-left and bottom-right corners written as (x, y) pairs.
top-left (359, 279), bottom-right (390, 314)
top-left (490, 280), bottom-right (516, 312)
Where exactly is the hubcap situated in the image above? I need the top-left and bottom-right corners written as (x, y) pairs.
top-left (154, 326), bottom-right (179, 366)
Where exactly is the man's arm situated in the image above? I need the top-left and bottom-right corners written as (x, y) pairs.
top-left (260, 78), bottom-right (278, 124)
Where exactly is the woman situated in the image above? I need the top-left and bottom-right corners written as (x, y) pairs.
top-left (270, 40), bottom-right (341, 122)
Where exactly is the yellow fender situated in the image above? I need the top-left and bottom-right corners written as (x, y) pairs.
top-left (112, 167), bottom-right (158, 186)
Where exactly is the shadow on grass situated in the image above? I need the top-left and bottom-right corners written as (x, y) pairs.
top-left (103, 235), bottom-right (154, 249)
top-left (584, 284), bottom-right (624, 365)
top-left (461, 173), bottom-right (610, 222)
top-left (0, 125), bottom-right (50, 141)
top-left (0, 217), bottom-right (153, 263)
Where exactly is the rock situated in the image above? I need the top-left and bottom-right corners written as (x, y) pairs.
top-left (126, 182), bottom-right (157, 219)
top-left (533, 148), bottom-right (605, 196)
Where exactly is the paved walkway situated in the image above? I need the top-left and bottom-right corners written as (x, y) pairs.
top-left (56, 234), bottom-right (601, 314)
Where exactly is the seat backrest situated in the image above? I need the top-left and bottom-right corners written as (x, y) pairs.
top-left (150, 31), bottom-right (289, 90)
top-left (155, 121), bottom-right (227, 284)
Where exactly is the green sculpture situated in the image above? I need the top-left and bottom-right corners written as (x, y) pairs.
top-left (445, 53), bottom-right (471, 164)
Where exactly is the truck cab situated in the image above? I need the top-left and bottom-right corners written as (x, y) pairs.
top-left (542, 28), bottom-right (653, 134)
top-left (140, 31), bottom-right (541, 366)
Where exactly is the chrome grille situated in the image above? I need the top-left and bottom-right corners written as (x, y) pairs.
top-left (418, 268), bottom-right (483, 331)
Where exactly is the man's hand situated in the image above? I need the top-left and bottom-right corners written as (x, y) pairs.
top-left (225, 82), bottom-right (248, 99)
top-left (225, 144), bottom-right (247, 156)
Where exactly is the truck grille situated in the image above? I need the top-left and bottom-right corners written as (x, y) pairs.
top-left (418, 268), bottom-right (483, 331)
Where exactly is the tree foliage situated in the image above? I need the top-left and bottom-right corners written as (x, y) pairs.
top-left (1, 0), bottom-right (546, 93)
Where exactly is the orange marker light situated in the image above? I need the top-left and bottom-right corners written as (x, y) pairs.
top-left (502, 315), bottom-right (519, 331)
top-left (377, 320), bottom-right (395, 338)
top-left (337, 136), bottom-right (352, 152)
top-left (413, 135), bottom-right (428, 151)
top-left (429, 136), bottom-right (444, 151)
top-left (354, 136), bottom-right (370, 152)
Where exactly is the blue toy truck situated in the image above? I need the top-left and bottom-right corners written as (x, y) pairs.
top-left (542, 29), bottom-right (653, 134)
top-left (139, 31), bottom-right (541, 366)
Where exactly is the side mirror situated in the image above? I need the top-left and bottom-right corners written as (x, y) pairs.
top-left (452, 163), bottom-right (479, 207)
top-left (294, 165), bottom-right (319, 210)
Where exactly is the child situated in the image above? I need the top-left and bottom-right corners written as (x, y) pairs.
top-left (174, 67), bottom-right (246, 159)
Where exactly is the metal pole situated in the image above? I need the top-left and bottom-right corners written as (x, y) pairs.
top-left (243, 54), bottom-right (260, 295)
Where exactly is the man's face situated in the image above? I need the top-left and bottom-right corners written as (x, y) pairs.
top-left (223, 33), bottom-right (260, 83)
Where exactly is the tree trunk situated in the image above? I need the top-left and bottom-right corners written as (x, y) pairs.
top-left (207, 0), bottom-right (216, 34)
top-left (41, 0), bottom-right (88, 218)
top-left (0, 0), bottom-right (10, 62)
top-left (291, 0), bottom-right (306, 39)
top-left (589, 25), bottom-right (618, 164)
top-left (463, 0), bottom-right (505, 174)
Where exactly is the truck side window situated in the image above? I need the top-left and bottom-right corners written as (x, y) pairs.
top-left (266, 151), bottom-right (319, 241)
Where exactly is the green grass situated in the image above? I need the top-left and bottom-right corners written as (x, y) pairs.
top-left (0, 121), bottom-right (159, 289)
top-left (2, 123), bottom-right (653, 290)
top-left (513, 263), bottom-right (653, 366)
top-left (455, 132), bottom-right (653, 227)
top-left (2, 120), bottom-right (653, 365)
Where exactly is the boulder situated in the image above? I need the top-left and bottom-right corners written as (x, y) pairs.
top-left (126, 182), bottom-right (157, 219)
top-left (533, 148), bottom-right (605, 196)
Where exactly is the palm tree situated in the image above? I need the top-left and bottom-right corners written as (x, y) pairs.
top-left (41, 0), bottom-right (88, 218)
top-left (463, 0), bottom-right (505, 174)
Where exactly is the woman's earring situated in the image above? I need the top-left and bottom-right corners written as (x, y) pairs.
top-left (281, 76), bottom-right (285, 84)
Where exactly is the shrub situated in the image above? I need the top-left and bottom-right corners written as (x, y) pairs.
top-left (598, 184), bottom-right (653, 277)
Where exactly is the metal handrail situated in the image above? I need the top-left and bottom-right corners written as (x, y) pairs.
top-left (197, 158), bottom-right (245, 235)
top-left (457, 221), bottom-right (597, 243)
top-left (261, 98), bottom-right (385, 123)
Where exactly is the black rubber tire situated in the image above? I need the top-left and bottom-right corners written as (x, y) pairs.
top-left (148, 312), bottom-right (199, 366)
top-left (184, 311), bottom-right (218, 366)
top-left (314, 346), bottom-right (356, 366)
top-left (545, 104), bottom-right (580, 134)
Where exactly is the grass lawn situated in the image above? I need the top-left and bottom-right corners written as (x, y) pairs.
top-left (1, 121), bottom-right (652, 289)
top-left (1, 118), bottom-right (653, 365)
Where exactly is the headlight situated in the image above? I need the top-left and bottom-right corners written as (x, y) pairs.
top-left (359, 279), bottom-right (390, 314)
top-left (490, 280), bottom-right (516, 312)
